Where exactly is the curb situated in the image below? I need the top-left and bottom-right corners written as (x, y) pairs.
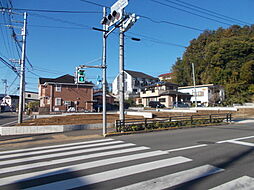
top-left (0, 123), bottom-right (114, 136)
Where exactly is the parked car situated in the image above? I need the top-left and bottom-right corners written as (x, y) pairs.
top-left (149, 101), bottom-right (165, 108)
top-left (173, 101), bottom-right (189, 108)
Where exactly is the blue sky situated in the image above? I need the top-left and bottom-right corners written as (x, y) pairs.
top-left (0, 0), bottom-right (254, 94)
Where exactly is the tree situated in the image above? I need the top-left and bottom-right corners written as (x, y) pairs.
top-left (172, 25), bottom-right (254, 104)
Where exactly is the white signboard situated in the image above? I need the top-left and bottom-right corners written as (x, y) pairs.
top-left (111, 0), bottom-right (128, 12)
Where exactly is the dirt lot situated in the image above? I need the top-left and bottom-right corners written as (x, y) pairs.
top-left (17, 114), bottom-right (143, 126)
top-left (16, 108), bottom-right (254, 126)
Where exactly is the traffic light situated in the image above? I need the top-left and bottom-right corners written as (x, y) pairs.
top-left (76, 68), bottom-right (86, 83)
top-left (101, 10), bottom-right (121, 26)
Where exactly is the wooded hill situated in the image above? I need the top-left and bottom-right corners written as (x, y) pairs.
top-left (172, 25), bottom-right (254, 105)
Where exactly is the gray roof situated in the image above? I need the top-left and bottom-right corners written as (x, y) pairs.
top-left (125, 70), bottom-right (158, 80)
top-left (160, 91), bottom-right (192, 96)
top-left (39, 74), bottom-right (93, 85)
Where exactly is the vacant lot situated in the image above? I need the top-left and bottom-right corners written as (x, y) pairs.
top-left (17, 114), bottom-right (143, 126)
top-left (16, 108), bottom-right (254, 126)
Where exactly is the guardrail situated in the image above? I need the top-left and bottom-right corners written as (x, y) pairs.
top-left (115, 113), bottom-right (232, 132)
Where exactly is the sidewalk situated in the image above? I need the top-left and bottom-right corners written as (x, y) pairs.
top-left (0, 128), bottom-right (115, 149)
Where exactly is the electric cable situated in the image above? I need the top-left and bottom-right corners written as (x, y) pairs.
top-left (150, 0), bottom-right (232, 26)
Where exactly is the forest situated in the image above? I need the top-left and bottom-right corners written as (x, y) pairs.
top-left (172, 25), bottom-right (254, 105)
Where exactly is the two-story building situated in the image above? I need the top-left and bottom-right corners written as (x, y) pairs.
top-left (112, 70), bottom-right (158, 99)
top-left (39, 74), bottom-right (94, 113)
top-left (25, 91), bottom-right (39, 104)
top-left (178, 84), bottom-right (225, 106)
top-left (138, 82), bottom-right (192, 108)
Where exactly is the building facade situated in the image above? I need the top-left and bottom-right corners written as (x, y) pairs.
top-left (39, 74), bottom-right (94, 112)
top-left (112, 70), bottom-right (158, 99)
top-left (178, 84), bottom-right (225, 106)
top-left (139, 82), bottom-right (192, 108)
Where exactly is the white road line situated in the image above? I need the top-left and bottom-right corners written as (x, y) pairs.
top-left (0, 146), bottom-right (149, 175)
top-left (0, 120), bottom-right (17, 126)
top-left (210, 176), bottom-right (254, 190)
top-left (0, 143), bottom-right (135, 166)
top-left (0, 140), bottom-right (123, 159)
top-left (24, 156), bottom-right (192, 190)
top-left (115, 165), bottom-right (223, 190)
top-left (0, 150), bottom-right (172, 186)
top-left (0, 138), bottom-right (114, 155)
top-left (226, 140), bottom-right (254, 147)
top-left (217, 135), bottom-right (254, 144)
top-left (166, 144), bottom-right (207, 153)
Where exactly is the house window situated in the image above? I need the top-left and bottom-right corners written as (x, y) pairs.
top-left (55, 85), bottom-right (61, 92)
top-left (159, 98), bottom-right (166, 102)
top-left (151, 89), bottom-right (155, 93)
top-left (138, 99), bottom-right (142, 104)
top-left (27, 94), bottom-right (31, 98)
top-left (55, 98), bottom-right (62, 106)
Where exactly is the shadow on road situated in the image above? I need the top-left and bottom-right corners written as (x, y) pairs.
top-left (2, 168), bottom-right (96, 190)
top-left (168, 147), bottom-right (254, 190)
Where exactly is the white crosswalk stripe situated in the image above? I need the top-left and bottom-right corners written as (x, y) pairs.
top-left (25, 157), bottom-right (192, 190)
top-left (1, 138), bottom-right (249, 190)
top-left (210, 176), bottom-right (254, 190)
top-left (115, 165), bottom-right (224, 190)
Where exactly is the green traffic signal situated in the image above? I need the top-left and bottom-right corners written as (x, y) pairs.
top-left (79, 76), bottom-right (85, 82)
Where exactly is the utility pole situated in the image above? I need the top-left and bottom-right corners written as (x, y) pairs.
top-left (119, 26), bottom-right (125, 122)
top-left (2, 79), bottom-right (8, 96)
top-left (192, 63), bottom-right (197, 107)
top-left (102, 7), bottom-right (107, 136)
top-left (18, 12), bottom-right (27, 124)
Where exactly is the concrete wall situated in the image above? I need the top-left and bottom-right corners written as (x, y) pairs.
top-left (0, 123), bottom-right (114, 136)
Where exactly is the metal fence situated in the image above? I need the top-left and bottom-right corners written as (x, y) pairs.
top-left (115, 113), bottom-right (232, 132)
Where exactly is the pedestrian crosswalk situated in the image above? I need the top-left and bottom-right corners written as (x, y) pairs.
top-left (0, 138), bottom-right (252, 189)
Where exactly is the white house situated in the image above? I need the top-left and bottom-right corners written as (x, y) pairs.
top-left (112, 70), bottom-right (158, 99)
top-left (178, 84), bottom-right (225, 106)
top-left (25, 91), bottom-right (39, 104)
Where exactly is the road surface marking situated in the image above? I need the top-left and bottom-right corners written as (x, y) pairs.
top-left (0, 146), bottom-right (149, 174)
top-left (24, 157), bottom-right (192, 190)
top-left (0, 143), bottom-right (136, 166)
top-left (217, 135), bottom-right (254, 144)
top-left (0, 138), bottom-right (114, 155)
top-left (0, 140), bottom-right (123, 159)
top-left (0, 120), bottom-right (17, 126)
top-left (115, 165), bottom-right (223, 190)
top-left (210, 176), bottom-right (254, 190)
top-left (226, 140), bottom-right (254, 147)
top-left (0, 151), bottom-right (177, 186)
top-left (166, 144), bottom-right (207, 153)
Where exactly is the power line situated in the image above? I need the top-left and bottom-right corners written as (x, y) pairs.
top-left (174, 0), bottom-right (251, 25)
top-left (139, 15), bottom-right (204, 32)
top-left (163, 0), bottom-right (247, 25)
top-left (127, 32), bottom-right (186, 48)
top-left (30, 12), bottom-right (92, 29)
top-left (150, 0), bottom-right (232, 26)
top-left (79, 0), bottom-right (110, 9)
top-left (0, 7), bottom-right (102, 14)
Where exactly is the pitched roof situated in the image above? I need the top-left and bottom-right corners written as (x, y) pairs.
top-left (39, 74), bottom-right (93, 85)
top-left (125, 70), bottom-right (157, 80)
top-left (39, 74), bottom-right (74, 84)
top-left (158, 73), bottom-right (173, 77)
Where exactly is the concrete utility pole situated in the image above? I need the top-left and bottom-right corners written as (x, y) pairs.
top-left (119, 27), bottom-right (125, 122)
top-left (192, 63), bottom-right (197, 107)
top-left (18, 12), bottom-right (27, 124)
top-left (102, 7), bottom-right (107, 136)
top-left (2, 79), bottom-right (8, 96)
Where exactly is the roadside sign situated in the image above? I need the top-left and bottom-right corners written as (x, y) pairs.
top-left (111, 0), bottom-right (128, 13)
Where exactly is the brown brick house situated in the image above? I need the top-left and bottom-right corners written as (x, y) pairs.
top-left (39, 74), bottom-right (94, 112)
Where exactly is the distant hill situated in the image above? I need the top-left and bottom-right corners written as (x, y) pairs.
top-left (172, 25), bottom-right (254, 105)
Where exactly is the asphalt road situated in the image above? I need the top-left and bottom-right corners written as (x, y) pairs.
top-left (0, 123), bottom-right (254, 189)
top-left (0, 112), bottom-right (18, 126)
